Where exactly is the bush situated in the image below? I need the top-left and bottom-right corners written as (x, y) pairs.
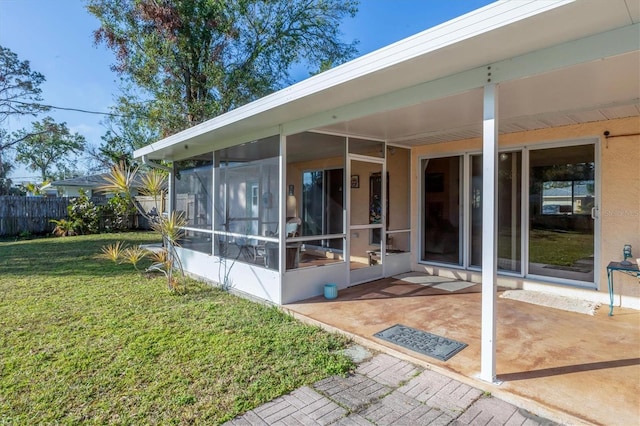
top-left (102, 193), bottom-right (136, 232)
top-left (67, 190), bottom-right (99, 234)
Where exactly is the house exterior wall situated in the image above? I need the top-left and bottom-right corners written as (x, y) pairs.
top-left (58, 186), bottom-right (92, 197)
top-left (410, 116), bottom-right (640, 307)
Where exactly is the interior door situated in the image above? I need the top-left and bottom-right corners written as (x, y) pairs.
top-left (349, 158), bottom-right (385, 285)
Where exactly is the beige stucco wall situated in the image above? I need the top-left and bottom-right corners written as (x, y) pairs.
top-left (411, 116), bottom-right (640, 302)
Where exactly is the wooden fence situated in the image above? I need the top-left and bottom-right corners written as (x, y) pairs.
top-left (0, 196), bottom-right (154, 237)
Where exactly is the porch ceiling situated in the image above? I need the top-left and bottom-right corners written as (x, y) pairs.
top-left (314, 50), bottom-right (640, 147)
top-left (135, 0), bottom-right (639, 162)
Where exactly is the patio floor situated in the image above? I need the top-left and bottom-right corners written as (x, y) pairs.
top-left (284, 276), bottom-right (640, 425)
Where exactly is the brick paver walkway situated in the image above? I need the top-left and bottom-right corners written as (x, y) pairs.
top-left (225, 353), bottom-right (558, 425)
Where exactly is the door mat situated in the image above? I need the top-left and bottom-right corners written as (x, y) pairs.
top-left (392, 273), bottom-right (475, 292)
top-left (500, 290), bottom-right (600, 315)
top-left (374, 324), bottom-right (467, 361)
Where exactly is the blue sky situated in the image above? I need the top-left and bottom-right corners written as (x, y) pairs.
top-left (0, 0), bottom-right (493, 182)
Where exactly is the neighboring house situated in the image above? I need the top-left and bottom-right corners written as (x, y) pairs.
top-left (134, 0), bottom-right (639, 381)
top-left (46, 173), bottom-right (144, 198)
top-left (45, 174), bottom-right (113, 198)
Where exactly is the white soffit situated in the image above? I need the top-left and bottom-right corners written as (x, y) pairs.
top-left (135, 0), bottom-right (638, 160)
top-left (316, 49), bottom-right (640, 144)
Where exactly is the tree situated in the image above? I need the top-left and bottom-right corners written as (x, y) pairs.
top-left (0, 45), bottom-right (50, 187)
top-left (88, 0), bottom-right (359, 143)
top-left (0, 45), bottom-right (49, 123)
top-left (0, 154), bottom-right (13, 195)
top-left (97, 94), bottom-right (161, 165)
top-left (14, 117), bottom-right (87, 181)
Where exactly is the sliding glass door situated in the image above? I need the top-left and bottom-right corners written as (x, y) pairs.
top-left (422, 142), bottom-right (596, 286)
top-left (528, 144), bottom-right (595, 283)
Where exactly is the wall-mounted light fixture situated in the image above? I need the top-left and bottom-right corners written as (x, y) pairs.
top-left (287, 185), bottom-right (297, 218)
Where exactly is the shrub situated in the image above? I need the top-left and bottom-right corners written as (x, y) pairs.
top-left (67, 190), bottom-right (99, 234)
top-left (102, 193), bottom-right (136, 232)
top-left (50, 218), bottom-right (78, 237)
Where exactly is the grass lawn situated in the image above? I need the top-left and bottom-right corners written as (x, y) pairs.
top-left (0, 232), bottom-right (353, 424)
top-left (529, 228), bottom-right (593, 266)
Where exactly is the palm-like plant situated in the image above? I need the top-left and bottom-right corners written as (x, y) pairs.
top-left (121, 245), bottom-right (148, 271)
top-left (100, 162), bottom-right (139, 199)
top-left (50, 218), bottom-right (77, 237)
top-left (99, 161), bottom-right (184, 291)
top-left (101, 241), bottom-right (126, 262)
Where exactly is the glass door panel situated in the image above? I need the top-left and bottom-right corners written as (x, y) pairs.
top-left (470, 152), bottom-right (522, 272)
top-left (470, 155), bottom-right (483, 267)
top-left (422, 156), bottom-right (462, 265)
top-left (528, 144), bottom-right (595, 283)
top-left (350, 159), bottom-right (384, 276)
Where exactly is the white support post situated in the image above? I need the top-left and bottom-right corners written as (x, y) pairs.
top-left (480, 82), bottom-right (499, 383)
top-left (279, 130), bottom-right (287, 284)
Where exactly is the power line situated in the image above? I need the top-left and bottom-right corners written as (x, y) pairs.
top-left (6, 100), bottom-right (149, 119)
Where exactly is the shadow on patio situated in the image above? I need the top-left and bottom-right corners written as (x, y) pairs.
top-left (285, 277), bottom-right (640, 425)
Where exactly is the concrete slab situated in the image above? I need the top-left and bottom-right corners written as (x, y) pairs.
top-left (285, 278), bottom-right (640, 425)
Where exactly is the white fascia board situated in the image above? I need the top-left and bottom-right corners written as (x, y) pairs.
top-left (285, 23), bottom-right (639, 136)
top-left (134, 0), bottom-right (574, 159)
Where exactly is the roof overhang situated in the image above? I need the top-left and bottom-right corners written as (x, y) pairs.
top-left (134, 0), bottom-right (640, 161)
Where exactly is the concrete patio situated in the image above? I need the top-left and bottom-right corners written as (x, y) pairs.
top-left (284, 277), bottom-right (640, 425)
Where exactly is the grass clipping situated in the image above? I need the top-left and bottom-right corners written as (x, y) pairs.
top-left (500, 290), bottom-right (601, 315)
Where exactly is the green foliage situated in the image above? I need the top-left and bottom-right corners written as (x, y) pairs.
top-left (100, 163), bottom-right (182, 291)
top-left (0, 45), bottom-right (49, 121)
top-left (50, 218), bottom-right (78, 237)
top-left (0, 147), bottom-right (14, 195)
top-left (14, 117), bottom-right (86, 181)
top-left (0, 46), bottom-right (50, 194)
top-left (103, 193), bottom-right (136, 232)
top-left (88, 0), bottom-right (359, 150)
top-left (19, 180), bottom-right (50, 196)
top-left (0, 233), bottom-right (353, 423)
top-left (67, 190), bottom-right (99, 235)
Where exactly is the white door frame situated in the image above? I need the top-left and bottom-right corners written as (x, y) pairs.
top-left (347, 152), bottom-right (386, 286)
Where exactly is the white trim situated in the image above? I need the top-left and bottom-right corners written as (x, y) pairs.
top-left (186, 25), bottom-right (638, 158)
top-left (463, 153), bottom-right (471, 269)
top-left (348, 153), bottom-right (386, 285)
top-left (594, 138), bottom-right (602, 291)
top-left (181, 227), bottom-right (214, 234)
top-left (279, 131), bottom-right (286, 290)
top-left (386, 229), bottom-right (411, 234)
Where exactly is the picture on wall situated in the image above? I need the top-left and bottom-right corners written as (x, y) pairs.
top-left (351, 175), bottom-right (360, 188)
